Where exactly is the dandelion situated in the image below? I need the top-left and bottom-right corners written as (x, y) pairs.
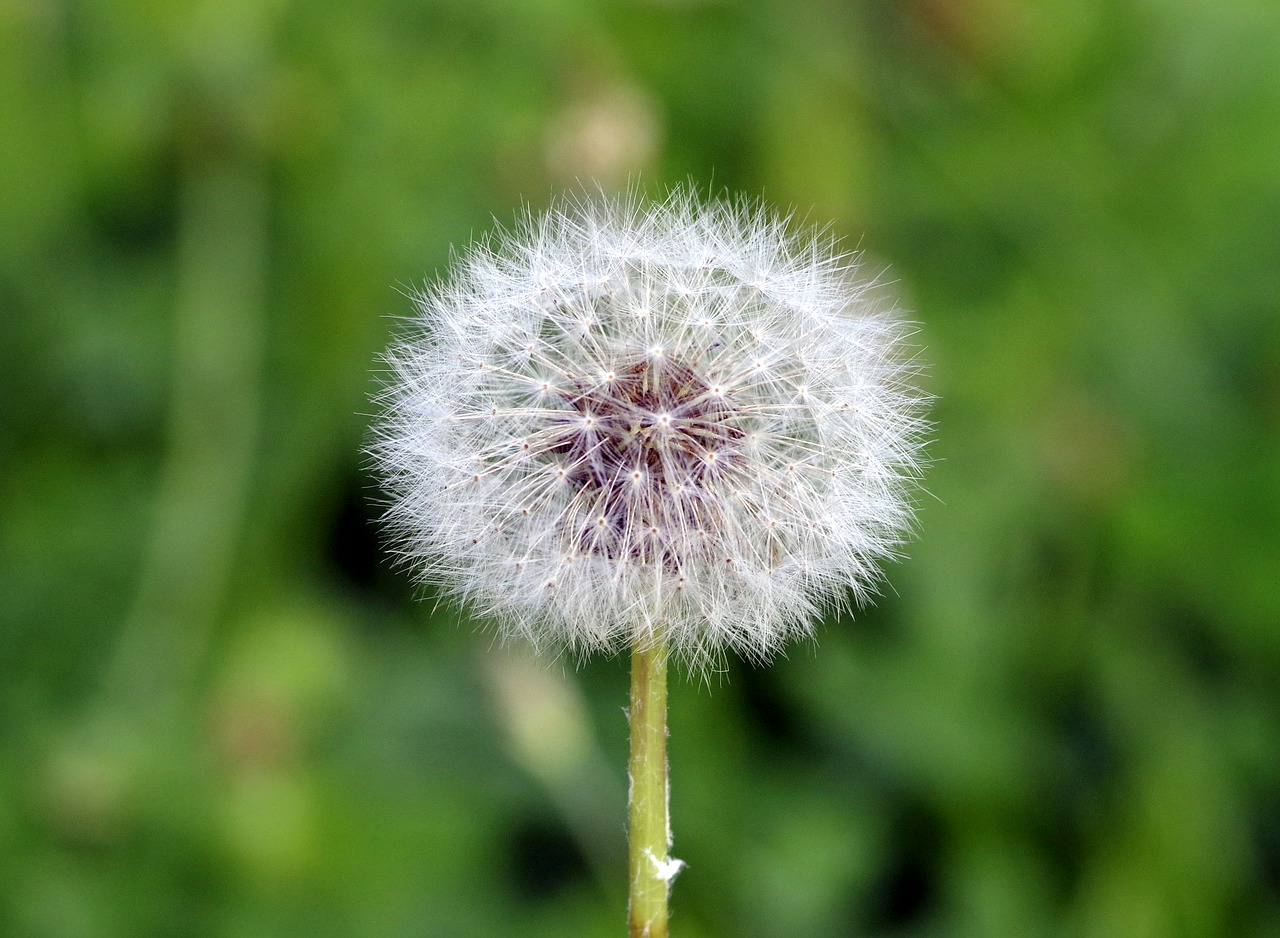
top-left (372, 188), bottom-right (927, 936)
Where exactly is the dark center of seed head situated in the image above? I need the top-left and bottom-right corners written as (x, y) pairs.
top-left (552, 359), bottom-right (741, 561)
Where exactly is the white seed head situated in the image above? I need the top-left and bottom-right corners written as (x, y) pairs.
top-left (372, 189), bottom-right (928, 670)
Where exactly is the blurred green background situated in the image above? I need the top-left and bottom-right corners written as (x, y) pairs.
top-left (3, 1), bottom-right (1279, 935)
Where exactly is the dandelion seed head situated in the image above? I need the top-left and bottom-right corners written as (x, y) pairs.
top-left (372, 188), bottom-right (928, 670)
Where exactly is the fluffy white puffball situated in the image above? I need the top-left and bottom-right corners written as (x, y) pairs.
top-left (372, 190), bottom-right (927, 668)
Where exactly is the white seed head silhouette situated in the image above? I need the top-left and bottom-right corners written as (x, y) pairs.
top-left (373, 189), bottom-right (928, 670)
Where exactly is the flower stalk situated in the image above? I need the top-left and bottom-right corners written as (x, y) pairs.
top-left (629, 636), bottom-right (674, 937)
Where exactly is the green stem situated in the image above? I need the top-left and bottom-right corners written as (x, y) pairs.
top-left (629, 636), bottom-right (674, 937)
